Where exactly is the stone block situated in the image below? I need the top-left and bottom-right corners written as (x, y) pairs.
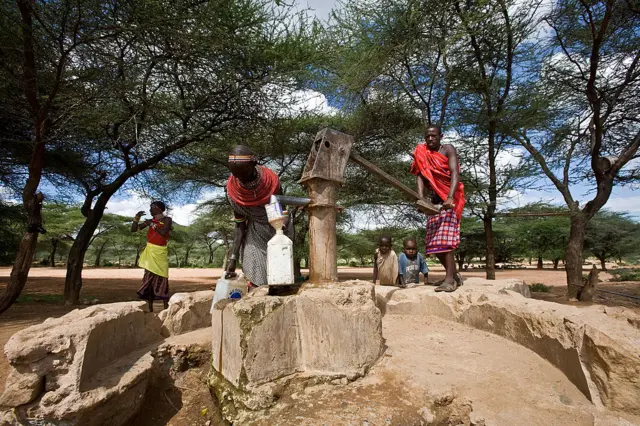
top-left (159, 290), bottom-right (213, 337)
top-left (1, 302), bottom-right (163, 426)
top-left (209, 281), bottom-right (383, 421)
top-left (296, 283), bottom-right (383, 376)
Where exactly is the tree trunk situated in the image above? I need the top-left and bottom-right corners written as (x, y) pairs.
top-left (94, 240), bottom-right (108, 267)
top-left (483, 216), bottom-right (496, 279)
top-left (208, 243), bottom-right (214, 264)
top-left (579, 265), bottom-right (598, 302)
top-left (565, 215), bottom-right (587, 299)
top-left (0, 0), bottom-right (53, 315)
top-left (553, 259), bottom-right (559, 270)
top-left (529, 257), bottom-right (532, 265)
top-left (65, 200), bottom-right (107, 305)
top-left (0, 232), bottom-right (39, 314)
top-left (184, 248), bottom-right (191, 267)
top-left (537, 256), bottom-right (543, 269)
top-left (599, 257), bottom-right (607, 271)
top-left (134, 246), bottom-right (141, 267)
top-left (50, 238), bottom-right (59, 268)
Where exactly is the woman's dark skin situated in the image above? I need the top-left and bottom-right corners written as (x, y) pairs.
top-left (131, 203), bottom-right (172, 310)
top-left (225, 158), bottom-right (283, 279)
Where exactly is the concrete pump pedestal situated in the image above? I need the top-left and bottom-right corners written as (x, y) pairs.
top-left (209, 281), bottom-right (383, 423)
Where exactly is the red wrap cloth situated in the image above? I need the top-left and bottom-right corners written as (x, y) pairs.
top-left (226, 166), bottom-right (280, 207)
top-left (410, 144), bottom-right (465, 220)
top-left (147, 218), bottom-right (169, 246)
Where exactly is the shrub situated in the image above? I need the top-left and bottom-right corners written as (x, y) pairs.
top-left (610, 269), bottom-right (640, 282)
top-left (529, 283), bottom-right (552, 293)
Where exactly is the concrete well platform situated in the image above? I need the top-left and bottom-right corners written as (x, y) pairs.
top-left (209, 281), bottom-right (384, 422)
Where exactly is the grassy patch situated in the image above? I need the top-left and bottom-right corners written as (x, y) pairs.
top-left (529, 283), bottom-right (552, 293)
top-left (610, 268), bottom-right (640, 282)
top-left (16, 294), bottom-right (65, 304)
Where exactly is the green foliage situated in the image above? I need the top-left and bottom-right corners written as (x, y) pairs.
top-left (16, 294), bottom-right (65, 304)
top-left (0, 201), bottom-right (25, 265)
top-left (610, 269), bottom-right (640, 282)
top-left (584, 211), bottom-right (640, 269)
top-left (529, 283), bottom-right (552, 293)
top-left (36, 203), bottom-right (87, 266)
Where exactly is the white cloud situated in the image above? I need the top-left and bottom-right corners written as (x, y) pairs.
top-left (280, 88), bottom-right (338, 116)
top-left (170, 203), bottom-right (198, 226)
top-left (104, 192), bottom-right (148, 219)
top-left (105, 189), bottom-right (223, 226)
top-left (496, 147), bottom-right (525, 168)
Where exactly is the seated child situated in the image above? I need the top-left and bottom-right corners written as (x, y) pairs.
top-left (373, 235), bottom-right (399, 286)
top-left (398, 237), bottom-right (429, 287)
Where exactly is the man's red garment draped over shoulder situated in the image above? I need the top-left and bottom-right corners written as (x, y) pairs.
top-left (410, 125), bottom-right (465, 292)
top-left (410, 144), bottom-right (465, 221)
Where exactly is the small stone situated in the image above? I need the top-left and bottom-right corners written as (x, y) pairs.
top-left (418, 407), bottom-right (435, 423)
top-left (435, 391), bottom-right (455, 406)
top-left (205, 421), bottom-right (211, 426)
top-left (0, 370), bottom-right (42, 406)
top-left (470, 411), bottom-right (486, 426)
top-left (91, 298), bottom-right (100, 305)
top-left (341, 377), bottom-right (348, 385)
top-left (331, 379), bottom-right (342, 385)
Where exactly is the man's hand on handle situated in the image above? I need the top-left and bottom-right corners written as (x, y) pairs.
top-left (442, 197), bottom-right (455, 210)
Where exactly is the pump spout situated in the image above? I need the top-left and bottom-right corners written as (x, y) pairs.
top-left (273, 195), bottom-right (311, 207)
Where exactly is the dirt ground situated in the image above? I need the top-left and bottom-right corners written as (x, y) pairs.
top-left (1, 266), bottom-right (639, 399)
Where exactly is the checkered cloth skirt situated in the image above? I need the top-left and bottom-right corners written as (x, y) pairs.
top-left (425, 209), bottom-right (460, 254)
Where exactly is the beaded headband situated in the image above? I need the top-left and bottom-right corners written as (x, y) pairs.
top-left (228, 154), bottom-right (256, 163)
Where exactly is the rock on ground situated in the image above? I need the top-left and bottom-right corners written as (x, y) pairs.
top-left (159, 290), bottom-right (213, 337)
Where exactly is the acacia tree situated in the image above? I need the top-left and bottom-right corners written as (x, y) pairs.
top-left (59, 0), bottom-right (316, 304)
top-left (38, 203), bottom-right (85, 267)
top-left (0, 0), bottom-right (122, 314)
top-left (449, 0), bottom-right (544, 279)
top-left (513, 0), bottom-right (640, 297)
top-left (584, 211), bottom-right (639, 270)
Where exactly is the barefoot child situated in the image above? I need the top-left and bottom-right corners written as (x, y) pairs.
top-left (372, 235), bottom-right (399, 286)
top-left (398, 237), bottom-right (429, 287)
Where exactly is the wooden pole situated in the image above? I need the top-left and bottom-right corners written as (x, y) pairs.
top-left (349, 152), bottom-right (440, 215)
top-left (305, 178), bottom-right (338, 282)
top-left (494, 212), bottom-right (572, 217)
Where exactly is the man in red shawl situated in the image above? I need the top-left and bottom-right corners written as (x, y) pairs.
top-left (225, 145), bottom-right (282, 289)
top-left (410, 125), bottom-right (465, 292)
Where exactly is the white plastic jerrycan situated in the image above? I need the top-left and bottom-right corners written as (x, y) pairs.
top-left (267, 229), bottom-right (294, 285)
top-left (211, 275), bottom-right (248, 313)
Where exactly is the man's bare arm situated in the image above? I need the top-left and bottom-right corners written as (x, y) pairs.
top-left (443, 144), bottom-right (460, 208)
